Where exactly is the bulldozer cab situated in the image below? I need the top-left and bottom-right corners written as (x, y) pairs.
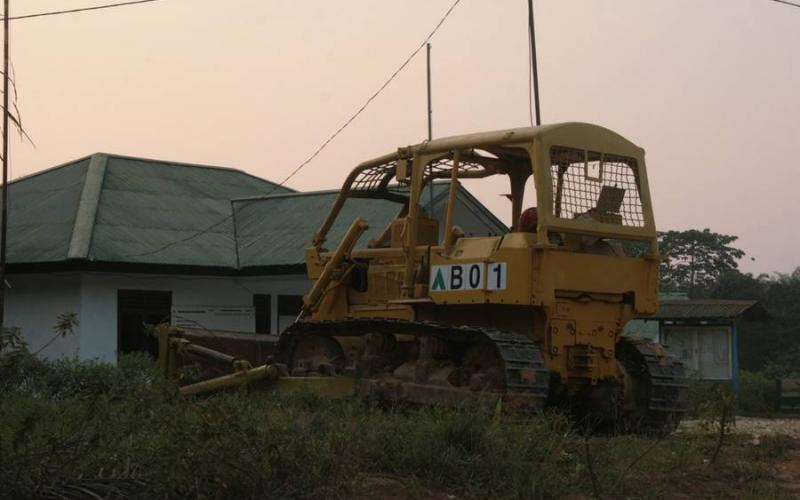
top-left (305, 122), bottom-right (658, 312)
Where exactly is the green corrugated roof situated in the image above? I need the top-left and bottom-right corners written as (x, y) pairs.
top-left (4, 158), bottom-right (89, 263)
top-left (232, 182), bottom-right (494, 269)
top-left (648, 300), bottom-right (768, 321)
top-left (234, 191), bottom-right (406, 268)
top-left (5, 153), bottom-right (292, 267)
top-left (6, 156), bottom-right (506, 272)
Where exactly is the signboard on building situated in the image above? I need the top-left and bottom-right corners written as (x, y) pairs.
top-left (171, 306), bottom-right (255, 333)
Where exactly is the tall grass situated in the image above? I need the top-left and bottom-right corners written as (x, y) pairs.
top-left (0, 354), bottom-right (791, 499)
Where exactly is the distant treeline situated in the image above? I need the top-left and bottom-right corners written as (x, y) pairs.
top-left (658, 228), bottom-right (800, 375)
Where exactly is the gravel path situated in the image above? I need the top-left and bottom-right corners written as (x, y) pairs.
top-left (681, 416), bottom-right (800, 439)
top-left (732, 417), bottom-right (800, 439)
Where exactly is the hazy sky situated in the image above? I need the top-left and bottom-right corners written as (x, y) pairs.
top-left (8, 0), bottom-right (800, 274)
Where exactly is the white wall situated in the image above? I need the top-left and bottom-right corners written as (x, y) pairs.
top-left (78, 271), bottom-right (311, 362)
top-left (4, 273), bottom-right (82, 359)
top-left (4, 271), bottom-right (312, 363)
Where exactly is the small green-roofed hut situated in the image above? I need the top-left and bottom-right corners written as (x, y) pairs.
top-left (636, 300), bottom-right (768, 391)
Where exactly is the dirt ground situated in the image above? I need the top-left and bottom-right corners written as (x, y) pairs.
top-left (355, 418), bottom-right (800, 500)
top-left (774, 449), bottom-right (800, 494)
top-left (732, 417), bottom-right (800, 494)
top-left (675, 417), bottom-right (800, 498)
top-left (355, 474), bottom-right (464, 500)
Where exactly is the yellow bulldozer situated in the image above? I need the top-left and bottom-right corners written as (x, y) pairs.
top-left (159, 122), bottom-right (688, 431)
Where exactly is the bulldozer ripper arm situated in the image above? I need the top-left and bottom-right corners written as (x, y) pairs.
top-left (303, 217), bottom-right (368, 314)
top-left (157, 324), bottom-right (259, 380)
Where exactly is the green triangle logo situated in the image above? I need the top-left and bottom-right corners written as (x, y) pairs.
top-left (431, 268), bottom-right (446, 291)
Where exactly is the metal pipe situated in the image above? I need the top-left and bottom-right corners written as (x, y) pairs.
top-left (509, 171), bottom-right (527, 230)
top-left (443, 150), bottom-right (460, 254)
top-left (179, 364), bottom-right (279, 397)
top-left (402, 154), bottom-right (428, 296)
top-left (157, 324), bottom-right (174, 374)
top-left (304, 217), bottom-right (368, 312)
top-left (180, 342), bottom-right (242, 367)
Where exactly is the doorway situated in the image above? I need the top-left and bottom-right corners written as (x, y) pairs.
top-left (117, 289), bottom-right (172, 358)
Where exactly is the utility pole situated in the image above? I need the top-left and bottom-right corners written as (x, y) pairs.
top-left (426, 43), bottom-right (434, 211)
top-left (1, 0), bottom-right (9, 334)
top-left (527, 0), bottom-right (541, 126)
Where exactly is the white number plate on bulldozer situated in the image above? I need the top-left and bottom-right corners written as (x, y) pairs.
top-left (430, 262), bottom-right (507, 291)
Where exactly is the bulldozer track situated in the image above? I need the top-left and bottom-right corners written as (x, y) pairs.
top-left (278, 318), bottom-right (550, 408)
top-left (617, 336), bottom-right (689, 432)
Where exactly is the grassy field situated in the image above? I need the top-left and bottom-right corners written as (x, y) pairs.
top-left (0, 354), bottom-right (796, 500)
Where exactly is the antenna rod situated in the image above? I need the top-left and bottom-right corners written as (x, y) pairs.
top-left (0, 0), bottom-right (9, 333)
top-left (527, 0), bottom-right (541, 126)
top-left (426, 43), bottom-right (432, 140)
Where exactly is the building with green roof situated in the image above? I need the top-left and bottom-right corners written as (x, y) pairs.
top-left (3, 153), bottom-right (507, 362)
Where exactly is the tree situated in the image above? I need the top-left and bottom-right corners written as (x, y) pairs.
top-left (658, 229), bottom-right (746, 298)
top-left (705, 269), bottom-right (767, 301)
top-left (704, 267), bottom-right (800, 372)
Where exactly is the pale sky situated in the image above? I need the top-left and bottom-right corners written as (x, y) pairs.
top-left (8, 0), bottom-right (800, 274)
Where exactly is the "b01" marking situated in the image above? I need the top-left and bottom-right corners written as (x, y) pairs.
top-left (430, 262), bottom-right (507, 292)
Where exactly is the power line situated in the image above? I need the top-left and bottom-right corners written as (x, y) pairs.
top-left (1, 0), bottom-right (161, 21)
top-left (771, 0), bottom-right (800, 7)
top-left (125, 0), bottom-right (463, 259)
top-left (275, 0), bottom-right (462, 188)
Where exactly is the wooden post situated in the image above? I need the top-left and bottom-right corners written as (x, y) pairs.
top-left (0, 0), bottom-right (10, 334)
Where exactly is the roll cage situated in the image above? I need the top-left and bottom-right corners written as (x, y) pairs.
top-left (312, 122), bottom-right (658, 256)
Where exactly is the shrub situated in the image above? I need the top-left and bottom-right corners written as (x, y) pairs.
top-left (738, 370), bottom-right (779, 415)
top-left (686, 371), bottom-right (731, 417)
top-left (686, 370), bottom-right (778, 417)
